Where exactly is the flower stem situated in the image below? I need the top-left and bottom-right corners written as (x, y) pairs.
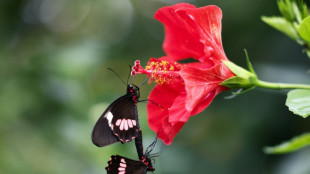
top-left (255, 80), bottom-right (310, 90)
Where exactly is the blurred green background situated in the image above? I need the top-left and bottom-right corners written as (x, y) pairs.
top-left (1, 0), bottom-right (310, 173)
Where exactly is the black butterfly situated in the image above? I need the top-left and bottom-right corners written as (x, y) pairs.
top-left (105, 154), bottom-right (154, 174)
top-left (91, 84), bottom-right (141, 147)
top-left (105, 130), bottom-right (163, 174)
top-left (106, 134), bottom-right (159, 174)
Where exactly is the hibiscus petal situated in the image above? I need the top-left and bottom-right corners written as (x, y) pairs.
top-left (155, 4), bottom-right (226, 62)
top-left (160, 117), bottom-right (185, 145)
top-left (178, 5), bottom-right (226, 63)
top-left (168, 92), bottom-right (191, 124)
top-left (180, 62), bottom-right (234, 113)
top-left (147, 83), bottom-right (185, 144)
top-left (155, 3), bottom-right (203, 61)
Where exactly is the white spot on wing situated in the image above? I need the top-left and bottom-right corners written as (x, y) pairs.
top-left (105, 111), bottom-right (113, 128)
top-left (120, 119), bottom-right (125, 130)
top-left (116, 119), bottom-right (121, 126)
top-left (115, 119), bottom-right (136, 130)
top-left (128, 119), bottom-right (133, 128)
top-left (118, 158), bottom-right (126, 174)
top-left (132, 120), bottom-right (136, 126)
top-left (124, 120), bottom-right (128, 130)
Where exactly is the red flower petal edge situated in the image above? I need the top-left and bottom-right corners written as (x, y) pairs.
top-left (155, 4), bottom-right (227, 63)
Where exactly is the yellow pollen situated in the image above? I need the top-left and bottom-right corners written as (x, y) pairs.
top-left (144, 60), bottom-right (183, 85)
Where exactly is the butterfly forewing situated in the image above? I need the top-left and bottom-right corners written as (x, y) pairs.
top-left (106, 155), bottom-right (147, 174)
top-left (92, 86), bottom-right (140, 147)
top-left (91, 107), bottom-right (119, 146)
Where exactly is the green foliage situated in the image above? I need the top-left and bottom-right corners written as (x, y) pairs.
top-left (244, 49), bottom-right (256, 75)
top-left (261, 16), bottom-right (299, 41)
top-left (277, 0), bottom-right (295, 22)
top-left (286, 89), bottom-right (310, 118)
top-left (298, 0), bottom-right (308, 19)
top-left (262, 0), bottom-right (310, 58)
top-left (264, 133), bottom-right (310, 154)
top-left (259, 0), bottom-right (310, 159)
top-left (298, 16), bottom-right (310, 42)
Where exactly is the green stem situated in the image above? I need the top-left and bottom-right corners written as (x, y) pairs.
top-left (255, 80), bottom-right (310, 90)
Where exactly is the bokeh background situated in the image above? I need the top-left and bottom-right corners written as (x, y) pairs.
top-left (1, 0), bottom-right (310, 173)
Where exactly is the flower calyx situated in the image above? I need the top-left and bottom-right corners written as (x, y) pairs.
top-left (220, 60), bottom-right (258, 90)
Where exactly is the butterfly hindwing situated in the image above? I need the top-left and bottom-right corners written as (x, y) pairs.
top-left (92, 86), bottom-right (140, 147)
top-left (106, 155), bottom-right (147, 174)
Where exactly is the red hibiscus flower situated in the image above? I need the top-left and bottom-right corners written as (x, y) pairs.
top-left (132, 3), bottom-right (235, 144)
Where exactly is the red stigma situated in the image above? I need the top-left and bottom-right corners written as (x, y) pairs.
top-left (131, 71), bottom-right (136, 76)
top-left (135, 60), bottom-right (140, 66)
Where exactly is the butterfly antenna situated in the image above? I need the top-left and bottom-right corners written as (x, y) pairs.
top-left (107, 68), bottom-right (127, 86)
top-left (127, 65), bottom-right (136, 85)
top-left (145, 136), bottom-right (159, 156)
top-left (149, 128), bottom-right (166, 157)
top-left (148, 126), bottom-right (174, 158)
top-left (146, 129), bottom-right (168, 158)
top-left (130, 75), bottom-right (135, 85)
top-left (149, 142), bottom-right (166, 158)
top-left (126, 65), bottom-right (131, 85)
top-left (145, 128), bottom-right (163, 157)
top-left (138, 77), bottom-right (149, 88)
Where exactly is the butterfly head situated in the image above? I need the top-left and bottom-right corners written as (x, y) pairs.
top-left (127, 84), bottom-right (140, 99)
top-left (141, 155), bottom-right (155, 171)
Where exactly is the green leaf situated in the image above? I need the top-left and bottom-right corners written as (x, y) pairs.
top-left (299, 16), bottom-right (310, 42)
top-left (243, 49), bottom-right (256, 75)
top-left (264, 133), bottom-right (310, 154)
top-left (292, 2), bottom-right (302, 23)
top-left (261, 16), bottom-right (299, 41)
top-left (306, 49), bottom-right (310, 58)
top-left (299, 0), bottom-right (308, 19)
top-left (286, 89), bottom-right (310, 118)
top-left (278, 0), bottom-right (295, 22)
top-left (222, 61), bottom-right (256, 79)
